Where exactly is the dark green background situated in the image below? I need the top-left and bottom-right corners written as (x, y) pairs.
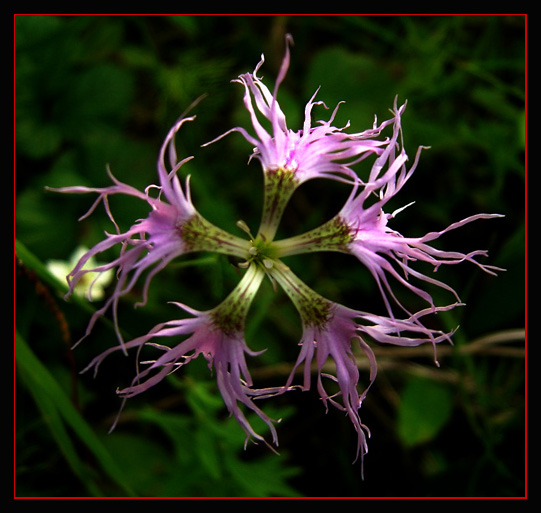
top-left (15, 15), bottom-right (526, 498)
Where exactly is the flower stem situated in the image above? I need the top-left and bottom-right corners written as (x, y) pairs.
top-left (257, 168), bottom-right (298, 241)
top-left (273, 216), bottom-right (353, 258)
top-left (270, 261), bottom-right (332, 328)
top-left (211, 262), bottom-right (266, 335)
top-left (180, 213), bottom-right (252, 258)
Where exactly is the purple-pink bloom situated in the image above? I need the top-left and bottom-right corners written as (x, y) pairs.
top-left (47, 32), bottom-right (504, 468)
top-left (270, 263), bottom-right (455, 466)
top-left (207, 35), bottom-right (392, 186)
top-left (49, 116), bottom-right (250, 348)
top-left (204, 35), bottom-right (397, 240)
top-left (82, 263), bottom-right (279, 449)
top-left (274, 99), bottom-right (504, 319)
top-left (266, 97), bottom-right (503, 464)
top-left (337, 101), bottom-right (504, 317)
top-left (284, 303), bottom-right (377, 464)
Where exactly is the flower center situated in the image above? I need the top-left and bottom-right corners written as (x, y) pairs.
top-left (236, 232), bottom-right (278, 271)
top-left (279, 143), bottom-right (300, 173)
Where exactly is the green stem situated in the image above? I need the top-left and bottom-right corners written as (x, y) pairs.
top-left (180, 213), bottom-right (251, 258)
top-left (211, 262), bottom-right (266, 335)
top-left (273, 216), bottom-right (353, 258)
top-left (257, 168), bottom-right (298, 241)
top-left (270, 262), bottom-right (332, 328)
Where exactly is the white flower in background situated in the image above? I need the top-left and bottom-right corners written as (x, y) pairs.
top-left (47, 246), bottom-right (114, 301)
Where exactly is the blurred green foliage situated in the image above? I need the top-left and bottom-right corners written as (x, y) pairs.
top-left (15, 15), bottom-right (525, 497)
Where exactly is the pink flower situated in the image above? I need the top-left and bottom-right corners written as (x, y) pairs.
top-left (204, 35), bottom-right (394, 239)
top-left (266, 97), bottom-right (503, 464)
top-left (286, 303), bottom-right (376, 465)
top-left (275, 99), bottom-right (504, 318)
top-left (49, 116), bottom-right (250, 347)
top-left (83, 263), bottom-right (280, 449)
top-left (269, 262), bottom-right (455, 467)
top-left (48, 34), bottom-right (504, 467)
top-left (337, 101), bottom-right (504, 316)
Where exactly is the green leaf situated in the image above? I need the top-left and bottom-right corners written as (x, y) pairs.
top-left (15, 329), bottom-right (135, 497)
top-left (397, 376), bottom-right (454, 448)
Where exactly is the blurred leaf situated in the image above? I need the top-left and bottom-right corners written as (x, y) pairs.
top-left (222, 450), bottom-right (302, 498)
top-left (137, 379), bottom-right (300, 497)
top-left (57, 62), bottom-right (135, 139)
top-left (16, 238), bottom-right (69, 293)
top-left (98, 432), bottom-right (176, 496)
top-left (466, 222), bottom-right (525, 335)
top-left (305, 46), bottom-right (394, 129)
top-left (15, 329), bottom-right (135, 497)
top-left (397, 376), bottom-right (454, 448)
top-left (17, 362), bottom-right (101, 496)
